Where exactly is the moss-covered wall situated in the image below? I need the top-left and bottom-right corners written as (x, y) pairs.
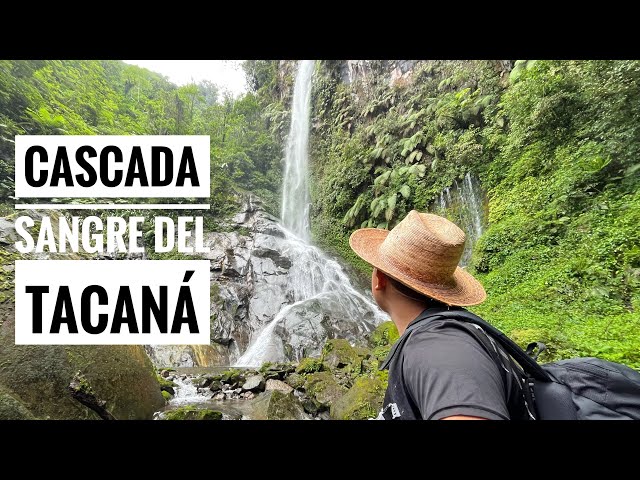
top-left (296, 60), bottom-right (640, 370)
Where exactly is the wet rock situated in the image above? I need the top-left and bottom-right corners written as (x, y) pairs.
top-left (259, 362), bottom-right (296, 380)
top-left (212, 337), bottom-right (233, 347)
top-left (330, 374), bottom-right (387, 420)
top-left (197, 377), bottom-right (213, 389)
top-left (161, 370), bottom-right (171, 378)
top-left (265, 379), bottom-right (293, 394)
top-left (250, 390), bottom-right (309, 420)
top-left (305, 372), bottom-right (347, 409)
top-left (219, 369), bottom-right (244, 387)
top-left (317, 410), bottom-right (331, 421)
top-left (209, 380), bottom-right (223, 393)
top-left (301, 395), bottom-right (319, 415)
top-left (242, 374), bottom-right (265, 392)
top-left (162, 386), bottom-right (176, 396)
top-left (213, 392), bottom-right (225, 401)
top-left (252, 248), bottom-right (293, 269)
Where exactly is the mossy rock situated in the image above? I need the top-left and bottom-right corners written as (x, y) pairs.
top-left (305, 371), bottom-right (347, 408)
top-left (163, 406), bottom-right (223, 420)
top-left (259, 362), bottom-right (296, 379)
top-left (330, 372), bottom-right (388, 420)
top-left (295, 357), bottom-right (324, 374)
top-left (0, 388), bottom-right (36, 419)
top-left (322, 339), bottom-right (361, 373)
top-left (361, 357), bottom-right (381, 374)
top-left (368, 321), bottom-right (399, 348)
top-left (250, 390), bottom-right (308, 420)
top-left (161, 390), bottom-right (173, 402)
top-left (354, 347), bottom-right (373, 359)
top-left (157, 374), bottom-right (177, 390)
top-left (372, 345), bottom-right (391, 362)
top-left (284, 372), bottom-right (306, 390)
top-left (0, 303), bottom-right (164, 419)
top-left (213, 368), bottom-right (244, 386)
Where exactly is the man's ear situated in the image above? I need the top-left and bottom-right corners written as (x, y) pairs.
top-left (373, 269), bottom-right (388, 291)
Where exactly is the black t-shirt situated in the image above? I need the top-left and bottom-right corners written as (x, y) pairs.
top-left (378, 307), bottom-right (531, 420)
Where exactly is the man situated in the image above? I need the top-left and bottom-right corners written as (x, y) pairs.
top-left (349, 210), bottom-right (529, 420)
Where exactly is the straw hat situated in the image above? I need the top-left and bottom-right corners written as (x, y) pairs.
top-left (349, 210), bottom-right (486, 306)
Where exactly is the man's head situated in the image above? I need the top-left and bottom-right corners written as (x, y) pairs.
top-left (350, 210), bottom-right (486, 311)
top-left (371, 267), bottom-right (442, 313)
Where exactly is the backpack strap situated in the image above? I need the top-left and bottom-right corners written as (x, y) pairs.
top-left (438, 310), bottom-right (552, 382)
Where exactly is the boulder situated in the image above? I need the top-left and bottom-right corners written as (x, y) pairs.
top-left (330, 374), bottom-right (388, 420)
top-left (265, 379), bottom-right (294, 394)
top-left (196, 376), bottom-right (213, 389)
top-left (284, 373), bottom-right (306, 390)
top-left (305, 372), bottom-right (347, 409)
top-left (0, 388), bottom-right (35, 420)
top-left (162, 406), bottom-right (223, 420)
top-left (322, 339), bottom-right (361, 372)
top-left (259, 362), bottom-right (295, 380)
top-left (0, 304), bottom-right (164, 420)
top-left (0, 218), bottom-right (18, 246)
top-left (250, 390), bottom-right (309, 420)
top-left (209, 380), bottom-right (223, 393)
top-left (242, 374), bottom-right (265, 392)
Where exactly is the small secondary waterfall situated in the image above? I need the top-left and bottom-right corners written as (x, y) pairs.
top-left (435, 172), bottom-right (486, 266)
top-left (236, 61), bottom-right (386, 368)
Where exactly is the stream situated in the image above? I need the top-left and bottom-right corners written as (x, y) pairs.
top-left (154, 367), bottom-right (256, 420)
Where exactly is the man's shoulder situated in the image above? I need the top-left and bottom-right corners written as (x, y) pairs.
top-left (405, 317), bottom-right (483, 347)
top-left (401, 317), bottom-right (494, 368)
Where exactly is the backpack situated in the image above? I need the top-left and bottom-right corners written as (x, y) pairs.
top-left (441, 309), bottom-right (640, 420)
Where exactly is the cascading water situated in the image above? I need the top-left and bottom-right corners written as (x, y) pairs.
top-left (235, 61), bottom-right (387, 368)
top-left (281, 60), bottom-right (315, 241)
top-left (463, 172), bottom-right (483, 240)
top-left (435, 172), bottom-right (486, 266)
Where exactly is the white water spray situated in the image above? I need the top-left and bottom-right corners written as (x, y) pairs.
top-left (236, 61), bottom-right (386, 367)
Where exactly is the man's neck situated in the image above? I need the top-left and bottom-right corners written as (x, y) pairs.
top-left (388, 302), bottom-right (430, 336)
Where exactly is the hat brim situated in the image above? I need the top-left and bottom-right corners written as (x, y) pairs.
top-left (349, 228), bottom-right (487, 307)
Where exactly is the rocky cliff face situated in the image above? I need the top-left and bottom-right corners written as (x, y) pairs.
top-left (148, 194), bottom-right (382, 367)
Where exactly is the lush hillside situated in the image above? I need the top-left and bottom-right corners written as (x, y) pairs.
top-left (0, 60), bottom-right (284, 419)
top-left (0, 60), bottom-right (282, 216)
top-left (296, 60), bottom-right (640, 369)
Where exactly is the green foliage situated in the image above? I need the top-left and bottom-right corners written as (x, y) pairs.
top-left (295, 357), bottom-right (325, 374)
top-left (368, 321), bottom-right (400, 348)
top-left (329, 372), bottom-right (387, 420)
top-left (0, 60), bottom-right (283, 218)
top-left (308, 60), bottom-right (640, 371)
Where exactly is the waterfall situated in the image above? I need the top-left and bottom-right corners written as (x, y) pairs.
top-left (434, 172), bottom-right (486, 266)
top-left (462, 172), bottom-right (483, 239)
top-left (280, 60), bottom-right (315, 241)
top-left (235, 61), bottom-right (386, 368)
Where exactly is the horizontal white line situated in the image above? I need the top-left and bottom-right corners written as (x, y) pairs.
top-left (15, 204), bottom-right (210, 210)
